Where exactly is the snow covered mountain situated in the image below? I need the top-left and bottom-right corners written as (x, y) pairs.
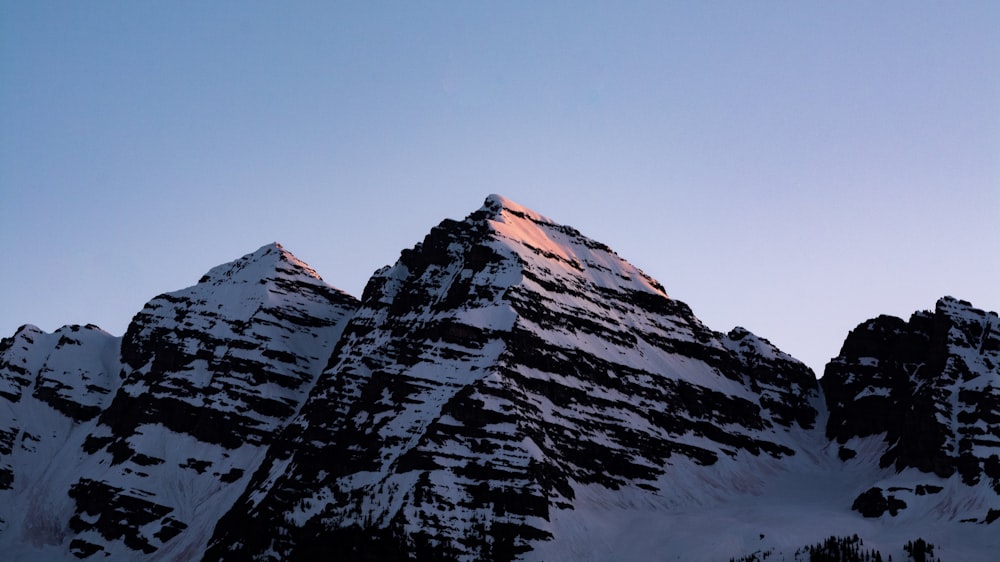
top-left (205, 194), bottom-right (822, 561)
top-left (1, 195), bottom-right (997, 561)
top-left (822, 296), bottom-right (1000, 524)
top-left (1, 243), bottom-right (357, 560)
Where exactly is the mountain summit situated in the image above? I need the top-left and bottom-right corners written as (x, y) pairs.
top-left (1, 195), bottom-right (998, 561)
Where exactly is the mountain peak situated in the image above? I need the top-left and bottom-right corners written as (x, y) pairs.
top-left (471, 195), bottom-right (668, 297)
top-left (480, 193), bottom-right (556, 224)
top-left (196, 242), bottom-right (323, 286)
top-left (935, 294), bottom-right (998, 322)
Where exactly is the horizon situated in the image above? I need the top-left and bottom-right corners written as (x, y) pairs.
top-left (3, 191), bottom-right (993, 379)
top-left (2, 2), bottom-right (998, 377)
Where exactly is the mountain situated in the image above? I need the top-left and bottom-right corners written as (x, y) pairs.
top-left (0, 243), bottom-right (357, 560)
top-left (205, 194), bottom-right (822, 561)
top-left (1, 195), bottom-right (997, 561)
top-left (822, 296), bottom-right (1000, 522)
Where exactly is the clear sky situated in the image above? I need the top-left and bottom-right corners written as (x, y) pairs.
top-left (2, 2), bottom-right (998, 376)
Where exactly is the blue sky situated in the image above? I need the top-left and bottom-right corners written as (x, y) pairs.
top-left (2, 1), bottom-right (998, 375)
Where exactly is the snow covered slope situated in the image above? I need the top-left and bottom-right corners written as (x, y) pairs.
top-left (0, 323), bottom-right (121, 553)
top-left (1, 196), bottom-right (997, 561)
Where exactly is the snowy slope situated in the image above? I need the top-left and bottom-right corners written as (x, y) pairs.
top-left (0, 323), bottom-right (122, 558)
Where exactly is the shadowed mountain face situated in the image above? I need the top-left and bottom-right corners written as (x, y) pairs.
top-left (823, 296), bottom-right (1000, 485)
top-left (0, 196), bottom-right (997, 561)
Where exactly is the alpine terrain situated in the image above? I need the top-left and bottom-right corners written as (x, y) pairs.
top-left (1, 195), bottom-right (997, 561)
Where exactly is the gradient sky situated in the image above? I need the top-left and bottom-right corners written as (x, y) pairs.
top-left (2, 2), bottom-right (998, 376)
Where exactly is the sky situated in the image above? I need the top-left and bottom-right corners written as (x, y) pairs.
top-left (1, 1), bottom-right (998, 376)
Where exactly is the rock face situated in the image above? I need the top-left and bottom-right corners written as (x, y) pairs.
top-left (105, 243), bottom-right (358, 451)
top-left (822, 296), bottom-right (1000, 521)
top-left (0, 195), bottom-right (998, 561)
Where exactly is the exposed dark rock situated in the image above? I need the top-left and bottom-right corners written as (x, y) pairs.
top-left (838, 446), bottom-right (857, 461)
top-left (914, 485), bottom-right (943, 496)
top-left (69, 539), bottom-right (105, 559)
top-left (986, 508), bottom-right (1000, 524)
top-left (68, 478), bottom-right (184, 555)
top-left (852, 487), bottom-right (907, 518)
top-left (823, 297), bottom-right (1000, 479)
